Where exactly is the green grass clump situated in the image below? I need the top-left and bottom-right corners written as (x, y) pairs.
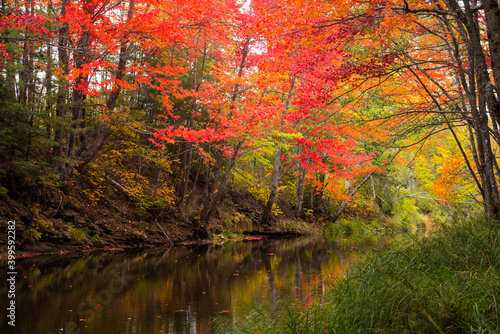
top-left (216, 216), bottom-right (500, 333)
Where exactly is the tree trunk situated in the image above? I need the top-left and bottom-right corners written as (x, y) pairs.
top-left (61, 28), bottom-right (91, 181)
top-left (52, 0), bottom-right (70, 171)
top-left (444, 0), bottom-right (500, 219)
top-left (45, 40), bottom-right (53, 147)
top-left (184, 159), bottom-right (203, 207)
top-left (180, 56), bottom-right (201, 209)
top-left (152, 167), bottom-right (163, 202)
top-left (200, 141), bottom-right (244, 232)
top-left (260, 76), bottom-right (296, 225)
top-left (72, 0), bottom-right (136, 173)
top-left (198, 36), bottom-right (249, 232)
top-left (19, 37), bottom-right (33, 104)
top-left (261, 147), bottom-right (282, 225)
top-left (482, 0), bottom-right (500, 103)
top-left (295, 162), bottom-right (306, 218)
top-left (19, 1), bottom-right (35, 105)
top-left (331, 173), bottom-right (374, 223)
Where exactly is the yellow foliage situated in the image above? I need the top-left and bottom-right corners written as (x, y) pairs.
top-left (73, 168), bottom-right (106, 206)
top-left (83, 107), bottom-right (177, 208)
top-left (414, 127), bottom-right (476, 204)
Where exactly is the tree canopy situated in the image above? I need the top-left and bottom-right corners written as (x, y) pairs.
top-left (1, 0), bottom-right (498, 234)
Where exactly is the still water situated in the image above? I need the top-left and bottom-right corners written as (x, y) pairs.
top-left (1, 235), bottom-right (394, 333)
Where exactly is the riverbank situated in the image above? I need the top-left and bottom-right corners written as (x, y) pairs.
top-left (0, 183), bottom-right (418, 256)
top-left (0, 174), bottom-right (425, 256)
top-left (217, 215), bottom-right (500, 333)
top-left (0, 189), bottom-right (315, 255)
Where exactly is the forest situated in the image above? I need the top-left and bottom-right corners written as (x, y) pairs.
top-left (2, 1), bottom-right (500, 333)
top-left (0, 0), bottom-right (499, 247)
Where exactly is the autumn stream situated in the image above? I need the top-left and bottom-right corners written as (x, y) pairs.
top-left (1, 235), bottom-right (396, 333)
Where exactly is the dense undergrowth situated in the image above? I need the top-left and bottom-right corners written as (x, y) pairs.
top-left (0, 153), bottom-right (432, 251)
top-left (215, 215), bottom-right (500, 333)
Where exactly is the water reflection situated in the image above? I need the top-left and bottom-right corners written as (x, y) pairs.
top-left (1, 235), bottom-right (394, 333)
